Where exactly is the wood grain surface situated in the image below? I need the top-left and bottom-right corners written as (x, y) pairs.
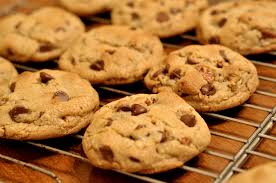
top-left (0, 0), bottom-right (275, 183)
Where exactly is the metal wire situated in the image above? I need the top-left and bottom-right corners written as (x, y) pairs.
top-left (0, 14), bottom-right (275, 183)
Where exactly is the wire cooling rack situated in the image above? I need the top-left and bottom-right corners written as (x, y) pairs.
top-left (0, 13), bottom-right (276, 183)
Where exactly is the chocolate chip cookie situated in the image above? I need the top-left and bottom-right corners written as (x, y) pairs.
top-left (0, 57), bottom-right (17, 97)
top-left (59, 0), bottom-right (116, 16)
top-left (145, 45), bottom-right (259, 112)
top-left (0, 69), bottom-right (99, 140)
top-left (82, 92), bottom-right (211, 174)
top-left (111, 0), bottom-right (208, 38)
top-left (197, 1), bottom-right (276, 55)
top-left (0, 7), bottom-right (85, 62)
top-left (59, 25), bottom-right (164, 85)
top-left (227, 162), bottom-right (276, 183)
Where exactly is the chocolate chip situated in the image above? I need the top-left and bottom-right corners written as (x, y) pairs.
top-left (152, 68), bottom-right (164, 78)
top-left (169, 69), bottom-right (181, 79)
top-left (15, 22), bottom-right (22, 29)
top-left (208, 36), bottom-right (220, 44)
top-left (99, 146), bottom-right (114, 162)
top-left (218, 18), bottom-right (227, 27)
top-left (40, 72), bottom-right (54, 83)
top-left (145, 99), bottom-right (152, 106)
top-left (135, 124), bottom-right (146, 130)
top-left (90, 60), bottom-right (104, 71)
top-left (129, 156), bottom-right (140, 163)
top-left (106, 50), bottom-right (116, 55)
top-left (200, 84), bottom-right (216, 96)
top-left (180, 114), bottom-right (196, 127)
top-left (39, 44), bottom-right (55, 52)
top-left (10, 82), bottom-right (16, 92)
top-left (259, 28), bottom-right (276, 39)
top-left (53, 91), bottom-right (69, 102)
top-left (160, 130), bottom-right (169, 143)
top-left (156, 12), bottom-right (170, 23)
top-left (71, 57), bottom-right (76, 65)
top-left (219, 50), bottom-right (230, 63)
top-left (210, 10), bottom-right (219, 15)
top-left (216, 61), bottom-right (224, 68)
top-left (131, 104), bottom-right (147, 116)
top-left (105, 118), bottom-right (113, 127)
top-left (131, 12), bottom-right (140, 20)
top-left (9, 106), bottom-right (30, 121)
top-left (180, 137), bottom-right (192, 145)
top-left (127, 1), bottom-right (134, 7)
top-left (6, 48), bottom-right (14, 56)
top-left (55, 27), bottom-right (66, 32)
top-left (117, 104), bottom-right (132, 112)
top-left (170, 8), bottom-right (181, 15)
top-left (187, 55), bottom-right (199, 64)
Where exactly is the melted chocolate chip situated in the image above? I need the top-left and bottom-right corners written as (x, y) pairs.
top-left (180, 114), bottom-right (196, 127)
top-left (259, 28), bottom-right (276, 39)
top-left (208, 36), bottom-right (220, 44)
top-left (160, 130), bottom-right (169, 143)
top-left (170, 8), bottom-right (181, 15)
top-left (117, 104), bottom-right (132, 112)
top-left (53, 91), bottom-right (69, 102)
top-left (9, 106), bottom-right (30, 121)
top-left (129, 156), bottom-right (140, 163)
top-left (90, 60), bottom-right (104, 71)
top-left (40, 72), bottom-right (54, 83)
top-left (200, 84), bottom-right (216, 96)
top-left (135, 124), bottom-right (146, 130)
top-left (106, 50), bottom-right (116, 55)
top-left (105, 118), bottom-right (113, 127)
top-left (218, 18), bottom-right (227, 27)
top-left (216, 61), bottom-right (224, 68)
top-left (127, 1), bottom-right (134, 7)
top-left (99, 146), bottom-right (114, 162)
top-left (15, 22), bottom-right (22, 29)
top-left (10, 82), bottom-right (16, 92)
top-left (169, 69), bottom-right (181, 79)
top-left (131, 104), bottom-right (147, 116)
top-left (152, 68), bottom-right (164, 78)
top-left (131, 12), bottom-right (140, 20)
top-left (39, 44), bottom-right (55, 52)
top-left (156, 12), bottom-right (170, 23)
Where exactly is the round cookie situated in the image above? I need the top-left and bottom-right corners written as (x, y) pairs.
top-left (111, 0), bottom-right (208, 38)
top-left (59, 0), bottom-right (116, 16)
top-left (59, 25), bottom-right (164, 85)
top-left (82, 92), bottom-right (211, 174)
top-left (0, 57), bottom-right (18, 97)
top-left (227, 162), bottom-right (276, 183)
top-left (197, 1), bottom-right (276, 55)
top-left (0, 69), bottom-right (99, 140)
top-left (0, 7), bottom-right (85, 62)
top-left (145, 45), bottom-right (259, 112)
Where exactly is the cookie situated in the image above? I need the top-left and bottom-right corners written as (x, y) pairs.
top-left (111, 0), bottom-right (208, 38)
top-left (59, 25), bottom-right (164, 85)
top-left (0, 69), bottom-right (99, 140)
top-left (0, 57), bottom-right (18, 97)
top-left (227, 162), bottom-right (276, 183)
top-left (0, 7), bottom-right (85, 62)
top-left (145, 45), bottom-right (259, 112)
top-left (197, 1), bottom-right (276, 55)
top-left (82, 92), bottom-right (211, 174)
top-left (59, 0), bottom-right (115, 16)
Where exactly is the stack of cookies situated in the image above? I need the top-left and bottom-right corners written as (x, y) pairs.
top-left (0, 0), bottom-right (274, 178)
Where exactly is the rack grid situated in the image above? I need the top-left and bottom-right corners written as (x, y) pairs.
top-left (0, 8), bottom-right (276, 183)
